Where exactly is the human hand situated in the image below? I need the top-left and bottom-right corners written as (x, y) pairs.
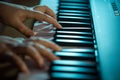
top-left (0, 2), bottom-right (62, 37)
top-left (0, 36), bottom-right (61, 74)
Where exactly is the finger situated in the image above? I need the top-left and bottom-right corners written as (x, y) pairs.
top-left (26, 38), bottom-right (62, 51)
top-left (10, 52), bottom-right (29, 74)
top-left (35, 39), bottom-right (62, 51)
top-left (0, 51), bottom-right (18, 77)
top-left (0, 43), bottom-right (8, 53)
top-left (0, 46), bottom-right (29, 73)
top-left (24, 45), bottom-right (45, 68)
top-left (44, 6), bottom-right (57, 19)
top-left (33, 43), bottom-right (60, 62)
top-left (27, 11), bottom-right (62, 29)
top-left (15, 20), bottom-right (35, 37)
top-left (34, 6), bottom-right (57, 19)
top-left (9, 43), bottom-right (45, 68)
top-left (0, 42), bottom-right (29, 73)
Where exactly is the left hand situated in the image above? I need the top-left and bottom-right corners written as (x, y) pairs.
top-left (0, 36), bottom-right (62, 74)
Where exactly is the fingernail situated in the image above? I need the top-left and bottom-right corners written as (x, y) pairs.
top-left (57, 47), bottom-right (62, 51)
top-left (34, 32), bottom-right (37, 35)
top-left (56, 45), bottom-right (62, 51)
top-left (59, 24), bottom-right (62, 29)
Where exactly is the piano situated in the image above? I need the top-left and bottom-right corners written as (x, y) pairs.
top-left (18, 0), bottom-right (120, 80)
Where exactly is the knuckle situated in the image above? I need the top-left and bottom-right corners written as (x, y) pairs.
top-left (18, 27), bottom-right (26, 34)
top-left (42, 14), bottom-right (48, 20)
top-left (28, 11), bottom-right (35, 17)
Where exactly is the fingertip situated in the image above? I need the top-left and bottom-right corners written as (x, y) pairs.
top-left (57, 46), bottom-right (62, 51)
top-left (21, 64), bottom-right (30, 74)
top-left (37, 58), bottom-right (45, 68)
top-left (54, 44), bottom-right (62, 51)
top-left (34, 32), bottom-right (37, 35)
top-left (54, 22), bottom-right (62, 29)
top-left (52, 56), bottom-right (61, 62)
top-left (58, 24), bottom-right (62, 29)
top-left (55, 21), bottom-right (62, 29)
top-left (24, 69), bottom-right (30, 74)
top-left (16, 21), bottom-right (35, 37)
top-left (39, 62), bottom-right (46, 69)
top-left (26, 30), bottom-right (35, 37)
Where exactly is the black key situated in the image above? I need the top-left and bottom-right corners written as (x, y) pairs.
top-left (55, 35), bottom-right (93, 41)
top-left (58, 16), bottom-right (91, 22)
top-left (58, 21), bottom-right (91, 27)
top-left (60, 0), bottom-right (88, 2)
top-left (59, 5), bottom-right (89, 8)
top-left (60, 3), bottom-right (89, 7)
top-left (56, 30), bottom-right (93, 37)
top-left (61, 27), bottom-right (92, 30)
top-left (58, 13), bottom-right (90, 17)
top-left (56, 28), bottom-right (92, 32)
top-left (55, 39), bottom-right (94, 47)
top-left (54, 52), bottom-right (95, 61)
top-left (59, 10), bottom-right (90, 14)
top-left (59, 6), bottom-right (90, 11)
top-left (58, 15), bottom-right (90, 19)
top-left (60, 0), bottom-right (89, 4)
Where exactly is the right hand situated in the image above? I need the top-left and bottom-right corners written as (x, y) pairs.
top-left (0, 1), bottom-right (62, 37)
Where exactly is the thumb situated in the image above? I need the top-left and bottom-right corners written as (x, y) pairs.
top-left (15, 20), bottom-right (35, 37)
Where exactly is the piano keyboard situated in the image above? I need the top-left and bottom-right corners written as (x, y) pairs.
top-left (40, 0), bottom-right (100, 80)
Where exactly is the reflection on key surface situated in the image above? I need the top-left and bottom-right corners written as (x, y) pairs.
top-left (57, 31), bottom-right (92, 35)
top-left (52, 66), bottom-right (96, 73)
top-left (62, 48), bottom-right (94, 52)
top-left (51, 72), bottom-right (97, 79)
top-left (56, 39), bottom-right (93, 43)
top-left (56, 35), bottom-right (92, 39)
top-left (55, 52), bottom-right (94, 57)
top-left (53, 60), bottom-right (96, 67)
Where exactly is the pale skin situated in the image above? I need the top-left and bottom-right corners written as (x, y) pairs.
top-left (0, 1), bottom-right (62, 74)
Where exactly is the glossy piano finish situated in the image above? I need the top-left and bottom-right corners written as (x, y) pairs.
top-left (90, 0), bottom-right (120, 80)
top-left (48, 0), bottom-right (100, 80)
